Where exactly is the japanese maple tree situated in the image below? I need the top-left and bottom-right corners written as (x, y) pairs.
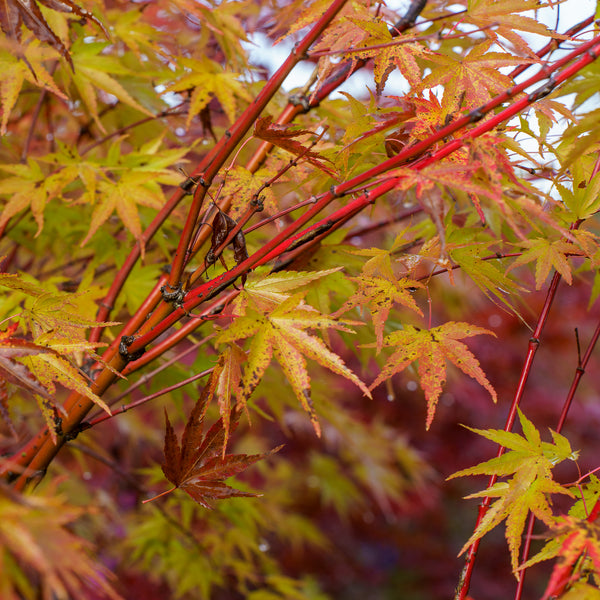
top-left (1, 0), bottom-right (600, 598)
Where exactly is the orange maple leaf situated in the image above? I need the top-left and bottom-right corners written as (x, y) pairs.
top-left (335, 275), bottom-right (423, 353)
top-left (368, 322), bottom-right (497, 429)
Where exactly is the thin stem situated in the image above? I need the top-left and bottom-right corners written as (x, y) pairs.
top-left (455, 271), bottom-right (564, 600)
top-left (82, 367), bottom-right (214, 430)
top-left (513, 316), bottom-right (600, 600)
top-left (167, 0), bottom-right (351, 288)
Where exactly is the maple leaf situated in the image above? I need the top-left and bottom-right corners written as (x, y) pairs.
top-left (22, 346), bottom-right (110, 439)
top-left (168, 0), bottom-right (251, 70)
top-left (402, 91), bottom-right (447, 140)
top-left (347, 17), bottom-right (428, 94)
top-left (253, 116), bottom-right (337, 177)
top-left (0, 158), bottom-right (67, 236)
top-left (0, 0), bottom-right (107, 70)
top-left (508, 237), bottom-right (579, 289)
top-left (108, 8), bottom-right (170, 64)
top-left (420, 39), bottom-right (530, 114)
top-left (77, 136), bottom-right (187, 255)
top-left (557, 171), bottom-right (600, 221)
top-left (0, 275), bottom-right (116, 438)
top-left (220, 165), bottom-right (279, 220)
top-left (0, 272), bottom-right (118, 337)
top-left (70, 39), bottom-right (154, 132)
top-left (80, 177), bottom-right (163, 258)
top-left (336, 92), bottom-right (412, 175)
top-left (272, 0), bottom-right (336, 44)
top-left (212, 343), bottom-right (245, 454)
top-left (217, 292), bottom-right (371, 436)
top-left (442, 221), bottom-right (524, 312)
top-left (335, 275), bottom-right (423, 353)
top-left (0, 323), bottom-right (53, 407)
top-left (519, 477), bottom-right (600, 597)
top-left (448, 409), bottom-right (578, 576)
top-left (465, 0), bottom-right (562, 58)
top-left (0, 42), bottom-right (66, 135)
top-left (152, 382), bottom-right (281, 509)
top-left (388, 134), bottom-right (516, 208)
top-left (0, 485), bottom-right (120, 599)
top-left (368, 322), bottom-right (497, 429)
top-left (164, 55), bottom-right (253, 128)
top-left (525, 515), bottom-right (600, 600)
top-left (232, 267), bottom-right (343, 315)
top-left (342, 234), bottom-right (410, 281)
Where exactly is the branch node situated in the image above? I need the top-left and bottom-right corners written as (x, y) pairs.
top-left (251, 195), bottom-right (265, 211)
top-left (330, 184), bottom-right (343, 198)
top-left (289, 93), bottom-right (311, 112)
top-left (292, 43), bottom-right (308, 59)
top-left (179, 176), bottom-right (199, 194)
top-left (119, 335), bottom-right (145, 363)
top-left (468, 108), bottom-right (484, 123)
top-left (528, 76), bottom-right (556, 102)
top-left (160, 282), bottom-right (186, 308)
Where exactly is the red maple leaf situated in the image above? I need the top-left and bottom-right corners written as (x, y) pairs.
top-left (148, 382), bottom-right (281, 508)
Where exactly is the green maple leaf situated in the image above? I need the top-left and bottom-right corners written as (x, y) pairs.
top-left (164, 55), bottom-right (253, 128)
top-left (217, 292), bottom-right (371, 436)
top-left (368, 322), bottom-right (497, 429)
top-left (70, 39), bottom-right (154, 132)
top-left (230, 267), bottom-right (343, 314)
top-left (448, 409), bottom-right (578, 576)
top-left (508, 237), bottom-right (577, 289)
top-left (443, 222), bottom-right (524, 312)
top-left (0, 159), bottom-right (70, 236)
top-left (557, 170), bottom-right (600, 221)
top-left (108, 9), bottom-right (169, 63)
top-left (78, 137), bottom-right (187, 255)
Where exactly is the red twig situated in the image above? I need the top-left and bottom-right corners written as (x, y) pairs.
top-left (167, 0), bottom-right (351, 288)
top-left (454, 270), bottom-right (564, 600)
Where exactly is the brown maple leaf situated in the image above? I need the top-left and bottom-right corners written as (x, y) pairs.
top-left (149, 383), bottom-right (281, 509)
top-left (0, 0), bottom-right (108, 71)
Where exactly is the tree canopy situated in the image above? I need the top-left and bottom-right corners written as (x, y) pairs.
top-left (2, 0), bottom-right (600, 598)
